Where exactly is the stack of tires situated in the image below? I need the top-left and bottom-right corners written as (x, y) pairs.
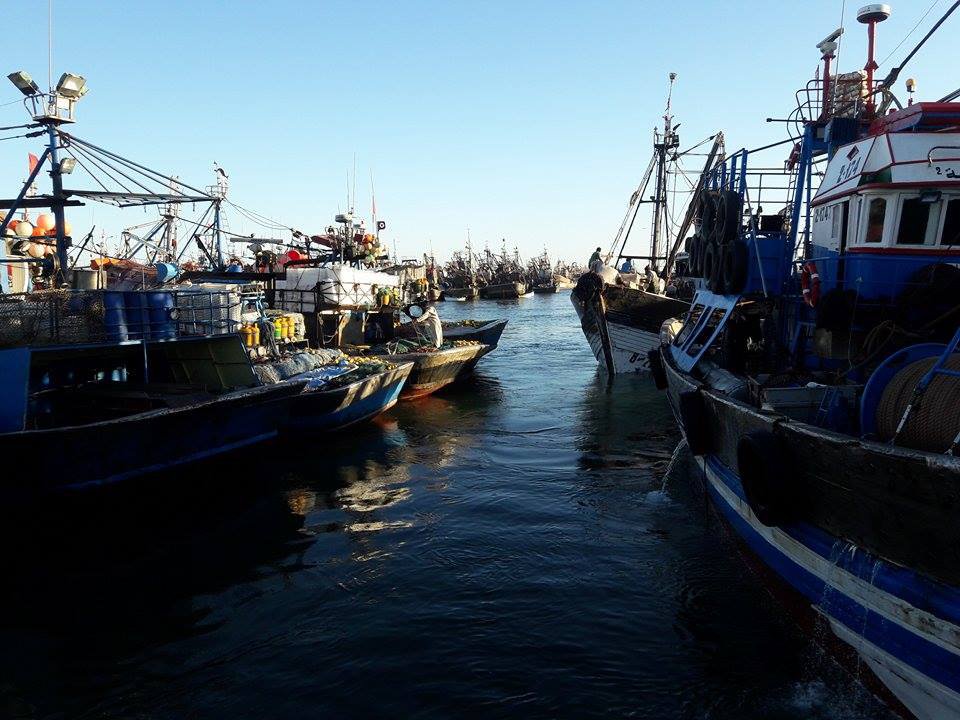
top-left (688, 189), bottom-right (748, 295)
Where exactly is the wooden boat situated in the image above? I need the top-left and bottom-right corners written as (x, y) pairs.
top-left (285, 362), bottom-right (413, 432)
top-left (1, 335), bottom-right (303, 494)
top-left (442, 319), bottom-right (507, 348)
top-left (443, 286), bottom-right (477, 301)
top-left (382, 343), bottom-right (492, 399)
top-left (572, 276), bottom-right (688, 374)
top-left (479, 282), bottom-right (527, 300)
top-left (398, 318), bottom-right (507, 349)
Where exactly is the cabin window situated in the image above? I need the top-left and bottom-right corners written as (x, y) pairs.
top-left (896, 197), bottom-right (940, 245)
top-left (865, 198), bottom-right (886, 243)
top-left (831, 205), bottom-right (841, 239)
top-left (941, 199), bottom-right (960, 246)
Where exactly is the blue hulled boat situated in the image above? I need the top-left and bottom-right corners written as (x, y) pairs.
top-left (283, 361), bottom-right (413, 432)
top-left (652, 6), bottom-right (960, 718)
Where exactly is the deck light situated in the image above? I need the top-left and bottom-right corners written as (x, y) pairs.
top-left (58, 158), bottom-right (77, 174)
top-left (55, 73), bottom-right (88, 98)
top-left (920, 190), bottom-right (942, 204)
top-left (8, 71), bottom-right (40, 97)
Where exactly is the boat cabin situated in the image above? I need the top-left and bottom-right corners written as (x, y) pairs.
top-left (810, 105), bottom-right (960, 300)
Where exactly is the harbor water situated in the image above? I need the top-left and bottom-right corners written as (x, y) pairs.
top-left (0, 295), bottom-right (892, 719)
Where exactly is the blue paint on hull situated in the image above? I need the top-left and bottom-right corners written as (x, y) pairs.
top-left (288, 373), bottom-right (406, 432)
top-left (702, 454), bottom-right (960, 698)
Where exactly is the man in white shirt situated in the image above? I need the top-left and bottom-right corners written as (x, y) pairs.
top-left (410, 303), bottom-right (443, 348)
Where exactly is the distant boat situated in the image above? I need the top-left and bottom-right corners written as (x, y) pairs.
top-left (533, 282), bottom-right (559, 294)
top-left (444, 286), bottom-right (477, 301)
top-left (480, 282), bottom-right (527, 299)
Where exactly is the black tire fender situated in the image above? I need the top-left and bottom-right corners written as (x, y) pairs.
top-left (697, 192), bottom-right (718, 244)
top-left (736, 430), bottom-right (795, 527)
top-left (648, 348), bottom-right (668, 390)
top-left (722, 240), bottom-right (749, 294)
top-left (678, 390), bottom-right (710, 455)
top-left (702, 241), bottom-right (718, 291)
top-left (713, 190), bottom-right (743, 245)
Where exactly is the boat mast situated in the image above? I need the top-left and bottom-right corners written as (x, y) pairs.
top-left (650, 72), bottom-right (678, 272)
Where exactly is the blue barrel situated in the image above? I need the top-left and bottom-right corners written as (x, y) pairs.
top-left (124, 291), bottom-right (152, 340)
top-left (226, 264), bottom-right (243, 273)
top-left (153, 262), bottom-right (179, 283)
top-left (103, 291), bottom-right (129, 341)
top-left (146, 291), bottom-right (177, 339)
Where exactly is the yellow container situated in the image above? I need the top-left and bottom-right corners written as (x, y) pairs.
top-left (282, 316), bottom-right (292, 339)
top-left (251, 323), bottom-right (260, 346)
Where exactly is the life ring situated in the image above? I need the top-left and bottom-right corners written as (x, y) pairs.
top-left (800, 261), bottom-right (821, 307)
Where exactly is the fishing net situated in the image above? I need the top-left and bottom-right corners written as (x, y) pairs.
top-left (0, 290), bottom-right (109, 347)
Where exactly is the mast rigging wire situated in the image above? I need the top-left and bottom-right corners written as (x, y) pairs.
top-left (879, 0), bottom-right (943, 67)
top-left (878, 0), bottom-right (960, 91)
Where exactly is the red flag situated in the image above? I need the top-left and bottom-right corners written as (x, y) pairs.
top-left (28, 153), bottom-right (39, 173)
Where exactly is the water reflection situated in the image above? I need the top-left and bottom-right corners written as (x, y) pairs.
top-left (0, 296), bottom-right (894, 720)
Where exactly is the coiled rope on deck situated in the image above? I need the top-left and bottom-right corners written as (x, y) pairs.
top-left (876, 355), bottom-right (960, 452)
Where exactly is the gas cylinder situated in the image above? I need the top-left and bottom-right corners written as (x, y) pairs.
top-left (273, 318), bottom-right (282, 340)
top-left (251, 323), bottom-right (260, 346)
top-left (240, 324), bottom-right (252, 347)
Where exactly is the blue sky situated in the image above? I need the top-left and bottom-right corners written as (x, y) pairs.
top-left (1, 1), bottom-right (957, 265)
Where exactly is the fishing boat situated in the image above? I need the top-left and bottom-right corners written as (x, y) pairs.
top-left (443, 286), bottom-right (477, 301)
top-left (397, 318), bottom-right (507, 349)
top-left (383, 343), bottom-right (492, 399)
top-left (571, 74), bottom-right (723, 373)
top-left (479, 281), bottom-right (527, 300)
top-left (533, 282), bottom-right (559, 294)
top-left (441, 237), bottom-right (480, 300)
top-left (284, 361), bottom-right (413, 431)
top-left (0, 306), bottom-right (303, 494)
top-left (442, 319), bottom-right (507, 348)
top-left (652, 7), bottom-right (960, 717)
top-left (475, 242), bottom-right (530, 299)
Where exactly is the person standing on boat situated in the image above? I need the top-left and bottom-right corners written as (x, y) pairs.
top-left (644, 264), bottom-right (663, 294)
top-left (589, 247), bottom-right (603, 273)
top-left (409, 303), bottom-right (443, 348)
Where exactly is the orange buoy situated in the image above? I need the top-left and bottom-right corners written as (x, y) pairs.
top-left (36, 214), bottom-right (55, 231)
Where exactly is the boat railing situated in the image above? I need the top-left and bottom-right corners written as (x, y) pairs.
top-left (172, 287), bottom-right (243, 337)
top-left (0, 288), bottom-right (245, 349)
top-left (709, 149), bottom-right (798, 228)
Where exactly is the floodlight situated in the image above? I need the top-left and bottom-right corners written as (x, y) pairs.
top-left (59, 158), bottom-right (77, 174)
top-left (56, 73), bottom-right (87, 99)
top-left (8, 71), bottom-right (40, 97)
